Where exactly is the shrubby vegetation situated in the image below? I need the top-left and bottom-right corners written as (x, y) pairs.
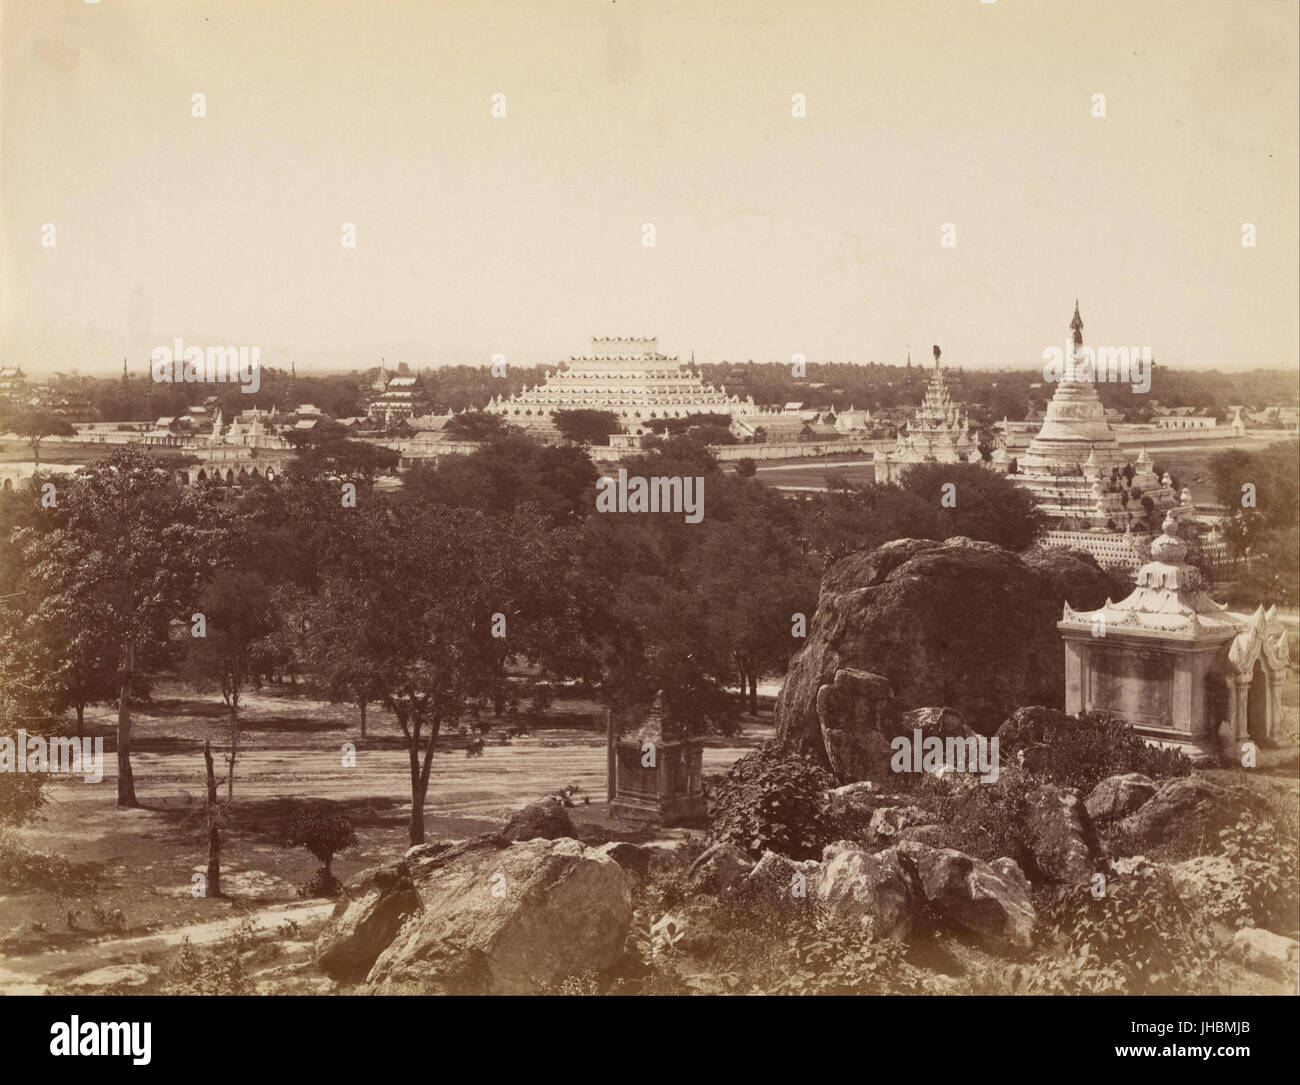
top-left (996, 708), bottom-right (1191, 794)
top-left (1010, 865), bottom-right (1227, 996)
top-left (707, 745), bottom-right (836, 859)
top-left (1209, 439), bottom-right (1300, 605)
top-left (0, 831), bottom-right (100, 894)
top-left (1217, 813), bottom-right (1300, 933)
top-left (160, 915), bottom-right (261, 996)
top-left (283, 806), bottom-right (358, 897)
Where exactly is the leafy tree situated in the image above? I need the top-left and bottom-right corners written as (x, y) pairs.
top-left (401, 433), bottom-right (597, 526)
top-left (46, 623), bottom-right (122, 739)
top-left (291, 437), bottom-right (399, 495)
top-left (552, 409), bottom-right (620, 445)
top-left (284, 806), bottom-right (357, 894)
top-left (301, 502), bottom-right (575, 844)
top-left (0, 651), bottom-right (55, 828)
top-left (577, 448), bottom-right (815, 727)
top-left (697, 510), bottom-right (818, 714)
top-left (896, 462), bottom-right (1045, 550)
top-left (443, 410), bottom-right (514, 442)
top-left (9, 410), bottom-right (76, 473)
top-left (184, 569), bottom-right (276, 800)
top-left (14, 448), bottom-right (219, 806)
top-left (1209, 440), bottom-right (1299, 528)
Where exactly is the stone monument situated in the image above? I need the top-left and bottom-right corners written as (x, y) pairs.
top-left (609, 691), bottom-right (706, 825)
top-left (1058, 503), bottom-right (1290, 761)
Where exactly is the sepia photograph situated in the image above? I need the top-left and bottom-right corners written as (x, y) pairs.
top-left (1, 0), bottom-right (1297, 1058)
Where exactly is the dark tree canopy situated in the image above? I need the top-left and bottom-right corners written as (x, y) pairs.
top-left (552, 409), bottom-right (621, 445)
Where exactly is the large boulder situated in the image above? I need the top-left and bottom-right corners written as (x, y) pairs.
top-left (682, 842), bottom-right (754, 896)
top-left (315, 861), bottom-right (422, 981)
top-left (737, 850), bottom-right (821, 913)
top-left (775, 538), bottom-right (1115, 762)
top-left (814, 839), bottom-right (1037, 952)
top-left (899, 841), bottom-right (1036, 951)
top-left (1231, 928), bottom-right (1300, 982)
top-left (593, 841), bottom-right (653, 882)
top-left (816, 841), bottom-right (918, 939)
top-left (893, 706), bottom-right (976, 742)
top-left (816, 668), bottom-right (895, 782)
top-left (995, 706), bottom-right (1075, 748)
top-left (1085, 773), bottom-right (1157, 824)
top-left (897, 822), bottom-right (960, 848)
top-left (824, 780), bottom-right (881, 814)
top-left (868, 805), bottom-right (935, 847)
top-left (1115, 776), bottom-right (1224, 844)
top-left (1167, 853), bottom-right (1250, 923)
top-left (499, 796), bottom-right (576, 842)
top-left (1024, 783), bottom-right (1095, 884)
top-left (366, 837), bottom-right (631, 994)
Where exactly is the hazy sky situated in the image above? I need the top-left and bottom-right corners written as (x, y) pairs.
top-left (3, 0), bottom-right (1297, 375)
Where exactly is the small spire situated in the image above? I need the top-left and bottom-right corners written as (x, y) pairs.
top-left (1070, 300), bottom-right (1084, 349)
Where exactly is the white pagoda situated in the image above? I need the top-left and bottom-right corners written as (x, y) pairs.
top-left (1009, 304), bottom-right (1175, 531)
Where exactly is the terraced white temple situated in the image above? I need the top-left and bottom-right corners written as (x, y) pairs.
top-left (485, 337), bottom-right (754, 434)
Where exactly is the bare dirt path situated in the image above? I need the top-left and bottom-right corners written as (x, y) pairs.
top-left (0, 900), bottom-right (334, 995)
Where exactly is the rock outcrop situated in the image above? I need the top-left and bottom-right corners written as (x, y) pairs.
top-left (1024, 784), bottom-right (1095, 884)
top-left (814, 839), bottom-right (1036, 951)
top-left (362, 837), bottom-right (632, 994)
top-left (1231, 928), bottom-right (1300, 982)
top-left (868, 805), bottom-right (935, 847)
top-left (499, 796), bottom-right (576, 842)
top-left (899, 842), bottom-right (1036, 951)
top-left (682, 842), bottom-right (754, 896)
top-left (1115, 776), bottom-right (1224, 843)
top-left (738, 850), bottom-right (821, 912)
top-left (816, 841), bottom-right (918, 939)
top-left (775, 538), bottom-right (1115, 764)
top-left (594, 841), bottom-right (653, 881)
top-left (816, 668), bottom-right (895, 782)
top-left (315, 861), bottom-right (422, 981)
top-left (1084, 773), bottom-right (1156, 824)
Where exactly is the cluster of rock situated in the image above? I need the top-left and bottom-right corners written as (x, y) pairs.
top-left (661, 832), bottom-right (1035, 953)
top-left (313, 762), bottom-right (1298, 990)
top-left (314, 797), bottom-right (652, 993)
top-left (653, 766), bottom-right (1296, 979)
